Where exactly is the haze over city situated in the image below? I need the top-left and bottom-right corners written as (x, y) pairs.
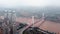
top-left (0, 0), bottom-right (60, 34)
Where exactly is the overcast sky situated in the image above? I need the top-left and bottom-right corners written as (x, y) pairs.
top-left (0, 0), bottom-right (60, 8)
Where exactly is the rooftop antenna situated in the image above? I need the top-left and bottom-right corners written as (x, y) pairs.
top-left (32, 16), bottom-right (34, 27)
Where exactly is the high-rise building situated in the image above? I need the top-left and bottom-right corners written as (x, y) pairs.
top-left (3, 10), bottom-right (17, 34)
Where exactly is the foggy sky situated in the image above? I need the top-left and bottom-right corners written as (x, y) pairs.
top-left (0, 0), bottom-right (60, 8)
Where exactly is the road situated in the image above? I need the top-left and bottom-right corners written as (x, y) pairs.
top-left (16, 17), bottom-right (60, 34)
